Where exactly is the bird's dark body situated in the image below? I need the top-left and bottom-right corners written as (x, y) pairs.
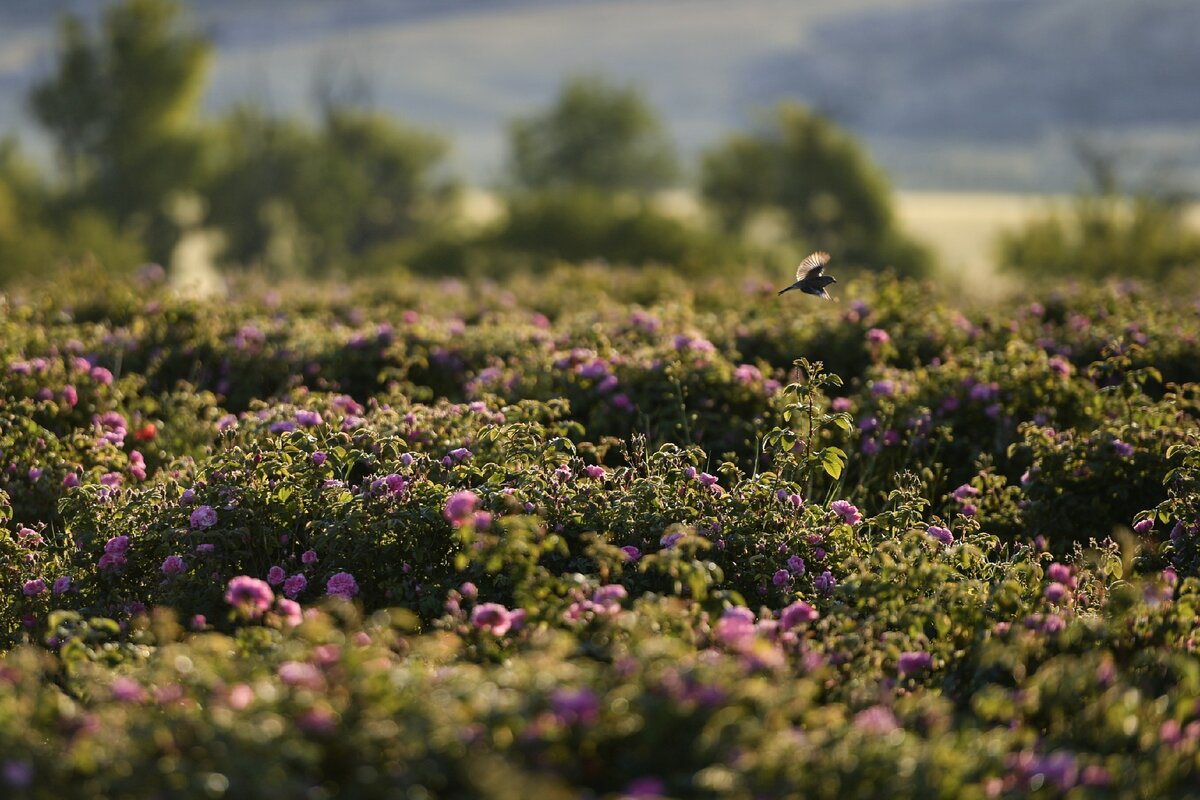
top-left (778, 275), bottom-right (836, 297)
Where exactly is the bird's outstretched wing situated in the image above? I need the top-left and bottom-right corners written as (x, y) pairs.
top-left (794, 251), bottom-right (831, 281)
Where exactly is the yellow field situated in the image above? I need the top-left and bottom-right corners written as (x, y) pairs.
top-left (893, 191), bottom-right (1069, 296)
top-left (454, 187), bottom-right (1200, 297)
top-left (636, 188), bottom-right (1071, 292)
top-left (899, 191), bottom-right (1200, 295)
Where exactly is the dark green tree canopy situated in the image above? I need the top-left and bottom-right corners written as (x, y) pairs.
top-left (205, 106), bottom-right (456, 275)
top-left (701, 103), bottom-right (929, 276)
top-left (508, 76), bottom-right (679, 193)
top-left (0, 137), bottom-right (145, 286)
top-left (29, 0), bottom-right (211, 256)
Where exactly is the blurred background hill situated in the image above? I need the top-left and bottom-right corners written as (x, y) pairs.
top-left (5, 0), bottom-right (1198, 189)
top-left (1, 0), bottom-right (1198, 290)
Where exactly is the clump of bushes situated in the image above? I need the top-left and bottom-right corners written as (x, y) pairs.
top-left (4, 268), bottom-right (1200, 796)
top-left (998, 192), bottom-right (1200, 284)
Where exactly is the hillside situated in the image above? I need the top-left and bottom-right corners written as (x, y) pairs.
top-left (2, 0), bottom-right (1198, 190)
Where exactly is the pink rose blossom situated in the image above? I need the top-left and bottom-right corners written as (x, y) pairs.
top-left (1047, 563), bottom-right (1072, 584)
top-left (592, 584), bottom-right (627, 614)
top-left (326, 572), bottom-right (359, 600)
top-left (830, 500), bottom-right (862, 525)
top-left (927, 525), bottom-right (954, 546)
top-left (898, 650), bottom-right (932, 677)
top-left (780, 601), bottom-right (819, 629)
top-left (854, 705), bottom-right (900, 734)
top-left (278, 661), bottom-right (324, 690)
top-left (294, 410), bottom-right (323, 427)
top-left (443, 490), bottom-right (480, 524)
top-left (189, 505), bottom-right (218, 530)
top-left (224, 576), bottom-right (274, 618)
top-left (276, 599), bottom-right (303, 627)
top-left (1045, 582), bottom-right (1068, 603)
top-left (866, 328), bottom-right (890, 344)
top-left (470, 603), bottom-right (514, 636)
top-left (1048, 355), bottom-right (1072, 379)
top-left (98, 553), bottom-right (127, 571)
top-left (714, 607), bottom-right (756, 649)
top-left (283, 574), bottom-right (308, 598)
top-left (110, 676), bottom-right (146, 703)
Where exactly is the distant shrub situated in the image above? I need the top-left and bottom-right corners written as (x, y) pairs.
top-left (29, 0), bottom-right (212, 261)
top-left (406, 188), bottom-right (745, 276)
top-left (700, 102), bottom-right (933, 278)
top-left (998, 192), bottom-right (1200, 282)
top-left (204, 106), bottom-right (457, 276)
top-left (507, 75), bottom-right (679, 193)
top-left (0, 143), bottom-right (146, 287)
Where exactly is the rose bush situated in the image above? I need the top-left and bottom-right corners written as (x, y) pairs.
top-left (2, 267), bottom-right (1200, 796)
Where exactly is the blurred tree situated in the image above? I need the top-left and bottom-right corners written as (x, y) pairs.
top-left (0, 138), bottom-right (45, 218)
top-left (205, 106), bottom-right (457, 276)
top-left (29, 0), bottom-right (211, 259)
top-left (999, 143), bottom-right (1200, 283)
top-left (0, 139), bottom-right (47, 285)
top-left (697, 136), bottom-right (777, 233)
top-left (489, 187), bottom-right (738, 272)
top-left (700, 102), bottom-right (930, 277)
top-left (998, 194), bottom-right (1200, 283)
top-left (0, 138), bottom-right (145, 287)
top-left (508, 76), bottom-right (679, 193)
top-left (472, 75), bottom-right (732, 274)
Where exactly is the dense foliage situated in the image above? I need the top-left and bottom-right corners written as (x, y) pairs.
top-left (2, 266), bottom-right (1199, 797)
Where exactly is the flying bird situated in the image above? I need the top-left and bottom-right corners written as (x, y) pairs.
top-left (777, 251), bottom-right (836, 300)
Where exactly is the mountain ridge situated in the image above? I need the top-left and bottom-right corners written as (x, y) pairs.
top-left (2, 0), bottom-right (1197, 192)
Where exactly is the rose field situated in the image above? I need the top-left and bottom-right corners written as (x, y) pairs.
top-left (2, 265), bottom-right (1200, 798)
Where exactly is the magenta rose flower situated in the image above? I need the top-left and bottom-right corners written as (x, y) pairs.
top-left (190, 505), bottom-right (218, 530)
top-left (443, 490), bottom-right (480, 525)
top-left (326, 572), bottom-right (359, 600)
top-left (470, 603), bottom-right (514, 636)
top-left (224, 576), bottom-right (274, 618)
